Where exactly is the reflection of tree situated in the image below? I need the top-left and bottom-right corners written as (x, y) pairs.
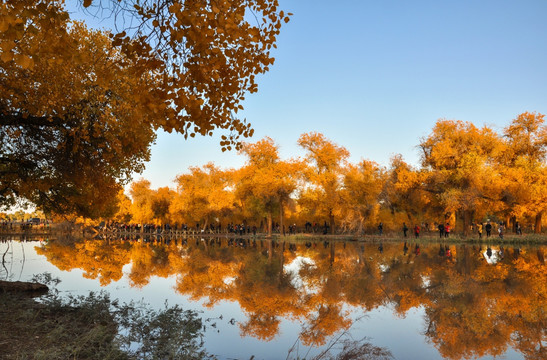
top-left (421, 245), bottom-right (546, 360)
top-left (235, 249), bottom-right (303, 340)
top-left (37, 238), bottom-right (546, 359)
top-left (299, 304), bottom-right (351, 346)
top-left (36, 239), bottom-right (131, 286)
top-left (129, 243), bottom-right (173, 287)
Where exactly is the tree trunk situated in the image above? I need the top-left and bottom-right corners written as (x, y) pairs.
top-left (535, 212), bottom-right (542, 234)
top-left (462, 210), bottom-right (473, 237)
top-left (505, 215), bottom-right (511, 232)
top-left (279, 201), bottom-right (284, 236)
top-left (329, 211), bottom-right (335, 235)
top-left (267, 212), bottom-right (273, 238)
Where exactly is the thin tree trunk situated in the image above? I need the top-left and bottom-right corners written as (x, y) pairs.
top-left (463, 210), bottom-right (473, 237)
top-left (535, 212), bottom-right (543, 234)
top-left (267, 212), bottom-right (272, 238)
top-left (505, 214), bottom-right (512, 232)
top-left (329, 211), bottom-right (335, 235)
top-left (279, 201), bottom-right (284, 236)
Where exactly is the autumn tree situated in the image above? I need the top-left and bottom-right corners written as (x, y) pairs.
top-left (112, 190), bottom-right (133, 223)
top-left (1, 0), bottom-right (290, 216)
top-left (297, 132), bottom-right (349, 234)
top-left (340, 160), bottom-right (386, 233)
top-left (79, 0), bottom-right (291, 148)
top-left (419, 120), bottom-right (504, 235)
top-left (170, 163), bottom-right (235, 229)
top-left (236, 137), bottom-right (299, 236)
top-left (150, 186), bottom-right (175, 225)
top-left (129, 179), bottom-right (155, 225)
top-left (501, 112), bottom-right (547, 233)
top-left (0, 1), bottom-right (159, 217)
top-left (383, 154), bottom-right (432, 227)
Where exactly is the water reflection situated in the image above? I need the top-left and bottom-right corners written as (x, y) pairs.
top-left (32, 237), bottom-right (547, 359)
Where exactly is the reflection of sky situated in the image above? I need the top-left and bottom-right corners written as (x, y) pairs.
top-left (0, 241), bottom-right (527, 360)
top-left (283, 256), bottom-right (320, 295)
top-left (482, 249), bottom-right (502, 265)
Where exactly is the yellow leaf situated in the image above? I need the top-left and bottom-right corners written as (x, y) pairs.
top-left (1, 51), bottom-right (13, 63)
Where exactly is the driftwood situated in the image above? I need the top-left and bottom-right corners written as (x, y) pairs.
top-left (0, 280), bottom-right (49, 294)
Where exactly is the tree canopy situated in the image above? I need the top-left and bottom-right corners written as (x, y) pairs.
top-left (0, 0), bottom-right (290, 217)
top-left (101, 114), bottom-right (547, 235)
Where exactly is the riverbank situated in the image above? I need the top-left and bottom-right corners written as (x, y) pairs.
top-left (0, 284), bottom-right (209, 359)
top-left (3, 229), bottom-right (547, 245)
top-left (0, 290), bottom-right (126, 359)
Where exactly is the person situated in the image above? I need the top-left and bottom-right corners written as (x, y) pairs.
top-left (403, 223), bottom-right (408, 237)
top-left (438, 223), bottom-right (445, 238)
top-left (378, 222), bottom-right (383, 236)
top-left (414, 224), bottom-right (420, 238)
top-left (477, 222), bottom-right (483, 239)
top-left (485, 222), bottom-right (492, 237)
top-left (444, 223), bottom-right (450, 238)
top-left (515, 221), bottom-right (522, 235)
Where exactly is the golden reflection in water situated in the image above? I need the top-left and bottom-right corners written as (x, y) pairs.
top-left (36, 238), bottom-right (546, 359)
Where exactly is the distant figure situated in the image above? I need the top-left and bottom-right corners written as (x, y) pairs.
top-left (485, 222), bottom-right (492, 237)
top-left (498, 223), bottom-right (504, 239)
top-left (515, 221), bottom-right (522, 235)
top-left (414, 224), bottom-right (420, 238)
top-left (438, 223), bottom-right (445, 238)
top-left (378, 222), bottom-right (383, 236)
top-left (444, 223), bottom-right (450, 238)
top-left (403, 223), bottom-right (408, 237)
top-left (477, 223), bottom-right (483, 239)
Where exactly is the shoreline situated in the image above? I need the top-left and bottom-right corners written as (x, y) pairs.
top-left (2, 230), bottom-right (547, 245)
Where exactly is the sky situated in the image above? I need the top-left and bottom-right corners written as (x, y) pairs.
top-left (70, 0), bottom-right (547, 190)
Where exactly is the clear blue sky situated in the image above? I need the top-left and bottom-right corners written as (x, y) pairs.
top-left (71, 0), bottom-right (547, 190)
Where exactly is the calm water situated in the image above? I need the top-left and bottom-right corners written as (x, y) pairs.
top-left (1, 236), bottom-right (545, 360)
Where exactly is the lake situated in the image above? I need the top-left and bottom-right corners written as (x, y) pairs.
top-left (1, 235), bottom-right (545, 360)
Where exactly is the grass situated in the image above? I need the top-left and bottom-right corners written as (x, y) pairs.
top-left (0, 292), bottom-right (127, 360)
top-left (274, 232), bottom-right (547, 245)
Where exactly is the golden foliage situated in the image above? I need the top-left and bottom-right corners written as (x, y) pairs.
top-left (37, 239), bottom-right (547, 357)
